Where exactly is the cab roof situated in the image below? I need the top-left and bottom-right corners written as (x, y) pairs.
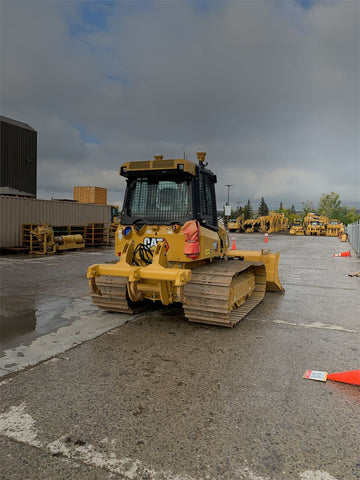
top-left (120, 157), bottom-right (196, 177)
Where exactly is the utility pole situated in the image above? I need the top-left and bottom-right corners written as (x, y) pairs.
top-left (225, 184), bottom-right (233, 205)
top-left (224, 184), bottom-right (234, 228)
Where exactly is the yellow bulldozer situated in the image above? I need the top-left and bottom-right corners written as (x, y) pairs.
top-left (304, 213), bottom-right (330, 236)
top-left (289, 218), bottom-right (305, 235)
top-left (87, 152), bottom-right (284, 327)
top-left (304, 213), bottom-right (322, 236)
top-left (326, 219), bottom-right (344, 237)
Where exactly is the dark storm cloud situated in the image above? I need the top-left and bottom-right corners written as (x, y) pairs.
top-left (1, 0), bottom-right (358, 209)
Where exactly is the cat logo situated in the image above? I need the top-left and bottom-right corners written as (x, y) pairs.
top-left (143, 237), bottom-right (169, 252)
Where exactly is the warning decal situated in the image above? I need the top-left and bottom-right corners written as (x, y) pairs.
top-left (303, 370), bottom-right (328, 382)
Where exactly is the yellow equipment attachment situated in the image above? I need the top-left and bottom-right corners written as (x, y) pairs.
top-left (87, 152), bottom-right (284, 327)
top-left (29, 223), bottom-right (85, 254)
top-left (54, 234), bottom-right (85, 251)
top-left (226, 248), bottom-right (284, 293)
top-left (244, 219), bottom-right (255, 233)
top-left (30, 223), bottom-right (56, 254)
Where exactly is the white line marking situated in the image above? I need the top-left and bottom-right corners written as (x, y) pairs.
top-left (0, 403), bottom-right (340, 480)
top-left (300, 471), bottom-right (339, 480)
top-left (274, 320), bottom-right (360, 334)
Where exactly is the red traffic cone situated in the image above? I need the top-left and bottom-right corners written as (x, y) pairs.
top-left (265, 233), bottom-right (268, 244)
top-left (327, 369), bottom-right (360, 386)
top-left (231, 237), bottom-right (236, 250)
top-left (333, 250), bottom-right (351, 257)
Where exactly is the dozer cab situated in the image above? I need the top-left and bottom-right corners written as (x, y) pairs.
top-left (87, 152), bottom-right (284, 327)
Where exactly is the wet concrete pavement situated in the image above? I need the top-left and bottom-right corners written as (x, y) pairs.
top-left (0, 235), bottom-right (359, 480)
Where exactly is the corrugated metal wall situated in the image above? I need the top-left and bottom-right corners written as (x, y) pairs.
top-left (0, 118), bottom-right (37, 197)
top-left (0, 197), bottom-right (111, 248)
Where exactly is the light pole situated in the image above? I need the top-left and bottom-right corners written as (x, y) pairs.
top-left (225, 184), bottom-right (234, 228)
top-left (225, 184), bottom-right (233, 206)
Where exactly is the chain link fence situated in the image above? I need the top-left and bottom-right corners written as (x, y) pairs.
top-left (346, 220), bottom-right (360, 254)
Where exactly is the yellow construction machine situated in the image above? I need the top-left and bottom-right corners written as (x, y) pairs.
top-left (304, 213), bottom-right (322, 236)
top-left (289, 218), bottom-right (305, 235)
top-left (326, 219), bottom-right (344, 237)
top-left (243, 218), bottom-right (255, 233)
top-left (87, 153), bottom-right (284, 327)
top-left (318, 215), bottom-right (328, 236)
top-left (228, 214), bottom-right (244, 233)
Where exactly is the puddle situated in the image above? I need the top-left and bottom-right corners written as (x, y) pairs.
top-left (0, 295), bottom-right (75, 352)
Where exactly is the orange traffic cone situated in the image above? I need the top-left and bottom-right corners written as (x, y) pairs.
top-left (333, 250), bottom-right (351, 257)
top-left (327, 369), bottom-right (360, 386)
top-left (265, 233), bottom-right (268, 244)
top-left (231, 237), bottom-right (236, 250)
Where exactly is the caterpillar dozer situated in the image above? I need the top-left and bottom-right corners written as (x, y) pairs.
top-left (87, 152), bottom-right (284, 327)
top-left (289, 218), bottom-right (305, 236)
top-left (326, 219), bottom-right (344, 237)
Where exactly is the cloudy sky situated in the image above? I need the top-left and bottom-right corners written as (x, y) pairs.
top-left (1, 0), bottom-right (359, 211)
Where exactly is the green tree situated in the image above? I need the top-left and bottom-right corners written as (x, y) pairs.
top-left (244, 199), bottom-right (253, 220)
top-left (302, 201), bottom-right (315, 218)
top-left (317, 192), bottom-right (342, 218)
top-left (290, 204), bottom-right (296, 215)
top-left (258, 197), bottom-right (269, 216)
top-left (343, 207), bottom-right (360, 225)
top-left (234, 205), bottom-right (244, 218)
top-left (317, 192), bottom-right (360, 225)
top-left (284, 209), bottom-right (297, 226)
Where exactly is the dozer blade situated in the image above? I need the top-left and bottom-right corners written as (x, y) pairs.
top-left (226, 249), bottom-right (284, 293)
top-left (183, 260), bottom-right (266, 327)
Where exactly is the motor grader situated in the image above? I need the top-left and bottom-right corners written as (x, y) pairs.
top-left (87, 152), bottom-right (284, 327)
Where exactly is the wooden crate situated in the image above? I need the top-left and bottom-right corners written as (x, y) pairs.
top-left (73, 186), bottom-right (107, 205)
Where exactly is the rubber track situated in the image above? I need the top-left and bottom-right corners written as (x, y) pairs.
top-left (183, 260), bottom-right (266, 327)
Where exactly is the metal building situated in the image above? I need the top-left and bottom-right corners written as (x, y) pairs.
top-left (0, 116), bottom-right (37, 197)
top-left (0, 196), bottom-right (112, 248)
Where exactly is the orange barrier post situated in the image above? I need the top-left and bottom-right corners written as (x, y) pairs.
top-left (265, 233), bottom-right (268, 244)
top-left (231, 237), bottom-right (236, 250)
